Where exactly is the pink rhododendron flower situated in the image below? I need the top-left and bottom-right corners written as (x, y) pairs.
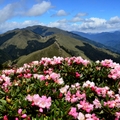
top-left (76, 91), bottom-right (86, 100)
top-left (21, 114), bottom-right (27, 118)
top-left (26, 94), bottom-right (51, 110)
top-left (73, 56), bottom-right (90, 66)
top-left (1, 56), bottom-right (120, 119)
top-left (0, 74), bottom-right (11, 89)
top-left (18, 108), bottom-right (22, 114)
top-left (31, 61), bottom-right (39, 65)
top-left (108, 64), bottom-right (120, 80)
top-left (33, 74), bottom-right (45, 81)
top-left (3, 115), bottom-right (8, 120)
top-left (24, 73), bottom-right (32, 78)
top-left (56, 78), bottom-right (64, 84)
top-left (65, 91), bottom-right (71, 102)
top-left (59, 85), bottom-right (69, 94)
top-left (85, 113), bottom-right (99, 120)
top-left (52, 56), bottom-right (64, 64)
top-left (101, 59), bottom-right (113, 68)
top-left (78, 100), bottom-right (94, 113)
top-left (75, 82), bottom-right (80, 87)
top-left (70, 94), bottom-right (78, 103)
top-left (93, 99), bottom-right (101, 109)
top-left (77, 112), bottom-right (85, 120)
top-left (26, 94), bottom-right (33, 101)
top-left (71, 84), bottom-right (76, 89)
top-left (94, 86), bottom-right (109, 97)
top-left (115, 112), bottom-right (120, 119)
top-left (82, 59), bottom-right (90, 66)
top-left (39, 108), bottom-right (43, 112)
top-left (44, 68), bottom-right (53, 74)
top-left (107, 90), bottom-right (114, 98)
top-left (23, 63), bottom-right (31, 68)
top-left (2, 69), bottom-right (15, 75)
top-left (58, 93), bottom-right (63, 98)
top-left (75, 72), bottom-right (81, 78)
top-left (104, 100), bottom-right (116, 108)
top-left (83, 80), bottom-right (95, 88)
top-left (15, 118), bottom-right (19, 120)
top-left (32, 94), bottom-right (41, 106)
top-left (16, 67), bottom-right (24, 73)
top-left (40, 57), bottom-right (52, 66)
top-left (68, 107), bottom-right (78, 119)
top-left (71, 83), bottom-right (80, 90)
top-left (50, 72), bottom-right (60, 80)
top-left (118, 88), bottom-right (120, 95)
top-left (39, 96), bottom-right (51, 109)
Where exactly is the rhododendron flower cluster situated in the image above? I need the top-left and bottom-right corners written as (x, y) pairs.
top-left (26, 94), bottom-right (51, 112)
top-left (0, 56), bottom-right (120, 119)
top-left (0, 74), bottom-right (11, 89)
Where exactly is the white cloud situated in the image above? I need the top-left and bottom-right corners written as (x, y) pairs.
top-left (26, 1), bottom-right (52, 16)
top-left (76, 17), bottom-right (120, 33)
top-left (70, 12), bottom-right (87, 23)
top-left (70, 17), bottom-right (83, 22)
top-left (0, 3), bottom-right (18, 23)
top-left (0, 1), bottom-right (53, 22)
top-left (48, 20), bottom-right (70, 31)
top-left (109, 16), bottom-right (120, 24)
top-left (75, 12), bottom-right (88, 17)
top-left (47, 16), bottom-right (120, 33)
top-left (51, 10), bottom-right (69, 17)
top-left (57, 10), bottom-right (68, 16)
top-left (81, 17), bottom-right (106, 29)
top-left (0, 20), bottom-right (44, 33)
top-left (48, 17), bottom-right (107, 33)
top-left (105, 16), bottom-right (120, 31)
top-left (1, 15), bottom-right (120, 34)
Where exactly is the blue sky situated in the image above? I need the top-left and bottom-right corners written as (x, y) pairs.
top-left (0, 0), bottom-right (120, 33)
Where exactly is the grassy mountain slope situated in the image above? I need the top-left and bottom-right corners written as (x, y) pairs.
top-left (15, 33), bottom-right (120, 66)
top-left (76, 43), bottom-right (120, 63)
top-left (15, 42), bottom-right (71, 66)
top-left (0, 30), bottom-right (57, 60)
top-left (54, 33), bottom-right (89, 59)
top-left (0, 29), bottom-right (44, 49)
top-left (25, 25), bottom-right (114, 51)
top-left (54, 33), bottom-right (120, 62)
top-left (0, 49), bottom-right (11, 64)
top-left (25, 25), bottom-right (69, 36)
top-left (0, 30), bottom-right (17, 46)
top-left (0, 25), bottom-right (120, 66)
top-left (72, 31), bottom-right (120, 53)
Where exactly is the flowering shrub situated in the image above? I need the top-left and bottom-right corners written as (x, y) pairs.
top-left (0, 56), bottom-right (120, 120)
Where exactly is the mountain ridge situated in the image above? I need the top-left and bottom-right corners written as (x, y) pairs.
top-left (0, 25), bottom-right (120, 67)
top-left (72, 31), bottom-right (120, 54)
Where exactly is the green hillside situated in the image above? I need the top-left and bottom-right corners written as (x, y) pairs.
top-left (0, 25), bottom-right (120, 67)
top-left (0, 49), bottom-right (11, 62)
top-left (15, 42), bottom-right (71, 66)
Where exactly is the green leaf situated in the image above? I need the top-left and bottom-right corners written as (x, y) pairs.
top-left (0, 105), bottom-right (4, 110)
top-left (39, 115), bottom-right (44, 120)
top-left (55, 100), bottom-right (59, 106)
top-left (0, 99), bottom-right (6, 105)
top-left (0, 90), bottom-right (5, 95)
